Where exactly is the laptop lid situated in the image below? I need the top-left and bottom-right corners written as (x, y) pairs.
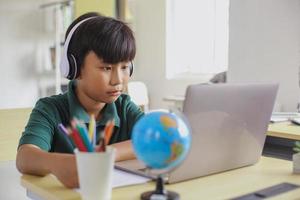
top-left (115, 83), bottom-right (278, 184)
top-left (167, 83), bottom-right (278, 183)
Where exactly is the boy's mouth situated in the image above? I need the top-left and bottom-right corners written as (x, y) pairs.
top-left (107, 90), bottom-right (121, 96)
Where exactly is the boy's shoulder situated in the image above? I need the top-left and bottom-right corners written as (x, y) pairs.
top-left (114, 94), bottom-right (142, 114)
top-left (115, 94), bottom-right (133, 106)
top-left (34, 93), bottom-right (69, 113)
top-left (116, 93), bottom-right (130, 101)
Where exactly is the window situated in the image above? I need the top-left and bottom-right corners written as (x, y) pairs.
top-left (166, 0), bottom-right (229, 79)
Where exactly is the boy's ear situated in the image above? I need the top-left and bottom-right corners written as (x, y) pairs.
top-left (76, 71), bottom-right (82, 80)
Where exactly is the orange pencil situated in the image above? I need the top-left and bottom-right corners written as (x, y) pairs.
top-left (104, 120), bottom-right (114, 145)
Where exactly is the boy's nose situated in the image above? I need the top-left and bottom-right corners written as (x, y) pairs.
top-left (110, 69), bottom-right (123, 86)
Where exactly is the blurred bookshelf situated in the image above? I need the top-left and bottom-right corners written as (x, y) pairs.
top-left (38, 0), bottom-right (74, 97)
top-left (37, 0), bottom-right (135, 97)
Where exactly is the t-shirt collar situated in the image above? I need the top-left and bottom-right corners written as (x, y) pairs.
top-left (67, 80), bottom-right (120, 127)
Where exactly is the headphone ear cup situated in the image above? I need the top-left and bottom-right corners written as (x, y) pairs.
top-left (129, 61), bottom-right (134, 77)
top-left (67, 54), bottom-right (78, 80)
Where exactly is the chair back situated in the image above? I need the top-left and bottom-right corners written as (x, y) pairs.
top-left (127, 81), bottom-right (149, 111)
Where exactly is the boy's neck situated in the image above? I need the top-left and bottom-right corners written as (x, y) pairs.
top-left (75, 84), bottom-right (105, 120)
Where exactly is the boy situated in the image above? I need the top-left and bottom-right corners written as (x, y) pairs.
top-left (16, 12), bottom-right (143, 188)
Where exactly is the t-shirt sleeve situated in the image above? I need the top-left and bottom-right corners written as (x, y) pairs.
top-left (125, 97), bottom-right (144, 138)
top-left (18, 99), bottom-right (56, 151)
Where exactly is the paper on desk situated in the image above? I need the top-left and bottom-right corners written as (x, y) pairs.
top-left (269, 112), bottom-right (300, 123)
top-left (270, 116), bottom-right (289, 123)
top-left (74, 169), bottom-right (150, 193)
top-left (112, 168), bottom-right (151, 188)
top-left (272, 112), bottom-right (300, 117)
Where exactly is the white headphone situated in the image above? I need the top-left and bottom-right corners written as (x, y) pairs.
top-left (60, 17), bottom-right (97, 80)
top-left (60, 16), bottom-right (134, 80)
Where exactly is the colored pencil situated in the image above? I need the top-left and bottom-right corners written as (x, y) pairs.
top-left (71, 128), bottom-right (88, 152)
top-left (88, 114), bottom-right (96, 142)
top-left (75, 121), bottom-right (94, 152)
top-left (104, 120), bottom-right (114, 145)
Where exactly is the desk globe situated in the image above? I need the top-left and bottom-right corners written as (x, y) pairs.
top-left (132, 111), bottom-right (191, 200)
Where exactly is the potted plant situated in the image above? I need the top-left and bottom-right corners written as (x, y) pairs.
top-left (292, 141), bottom-right (300, 173)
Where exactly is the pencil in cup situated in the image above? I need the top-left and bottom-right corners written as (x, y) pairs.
top-left (57, 123), bottom-right (73, 147)
top-left (104, 120), bottom-right (114, 145)
top-left (95, 120), bottom-right (114, 152)
top-left (88, 114), bottom-right (96, 144)
top-left (71, 127), bottom-right (88, 152)
top-left (95, 131), bottom-right (106, 152)
top-left (75, 122), bottom-right (94, 152)
top-left (71, 119), bottom-right (93, 152)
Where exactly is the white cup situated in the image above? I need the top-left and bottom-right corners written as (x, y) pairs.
top-left (75, 146), bottom-right (116, 200)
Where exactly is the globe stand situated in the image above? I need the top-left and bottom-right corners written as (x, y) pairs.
top-left (141, 176), bottom-right (180, 200)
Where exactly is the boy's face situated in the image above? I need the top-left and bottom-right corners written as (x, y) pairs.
top-left (77, 51), bottom-right (131, 103)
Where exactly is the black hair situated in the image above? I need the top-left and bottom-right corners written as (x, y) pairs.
top-left (66, 12), bottom-right (136, 71)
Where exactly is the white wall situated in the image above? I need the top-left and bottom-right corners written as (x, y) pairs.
top-left (228, 0), bottom-right (300, 111)
top-left (0, 0), bottom-right (46, 109)
top-left (133, 0), bottom-right (300, 111)
top-left (132, 0), bottom-right (207, 110)
top-left (2, 0), bottom-right (299, 111)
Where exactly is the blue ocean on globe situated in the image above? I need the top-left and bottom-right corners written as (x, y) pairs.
top-left (132, 111), bottom-right (191, 170)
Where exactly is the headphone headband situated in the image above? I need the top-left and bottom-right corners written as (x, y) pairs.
top-left (60, 16), bottom-right (134, 80)
top-left (60, 17), bottom-right (96, 79)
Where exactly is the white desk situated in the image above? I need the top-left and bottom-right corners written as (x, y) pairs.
top-left (0, 108), bottom-right (31, 161)
top-left (0, 160), bottom-right (28, 199)
top-left (2, 109), bottom-right (300, 199)
top-left (0, 108), bottom-right (32, 199)
top-left (21, 157), bottom-right (300, 200)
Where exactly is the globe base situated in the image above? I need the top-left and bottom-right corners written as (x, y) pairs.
top-left (141, 191), bottom-right (179, 200)
top-left (140, 176), bottom-right (180, 200)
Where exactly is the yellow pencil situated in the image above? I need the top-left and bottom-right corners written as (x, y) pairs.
top-left (88, 114), bottom-right (95, 141)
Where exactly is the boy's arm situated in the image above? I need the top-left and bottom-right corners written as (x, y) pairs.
top-left (16, 144), bottom-right (79, 188)
top-left (110, 140), bottom-right (136, 161)
top-left (16, 142), bottom-right (134, 188)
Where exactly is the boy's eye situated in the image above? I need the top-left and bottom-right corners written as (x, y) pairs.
top-left (122, 65), bottom-right (129, 70)
top-left (100, 66), bottom-right (112, 71)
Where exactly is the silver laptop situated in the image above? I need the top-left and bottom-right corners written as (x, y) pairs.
top-left (115, 83), bottom-right (278, 184)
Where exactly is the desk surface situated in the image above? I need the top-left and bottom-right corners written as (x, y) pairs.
top-left (1, 109), bottom-right (300, 199)
top-left (268, 122), bottom-right (300, 140)
top-left (21, 157), bottom-right (300, 200)
top-left (0, 108), bottom-right (31, 161)
top-left (0, 160), bottom-right (29, 199)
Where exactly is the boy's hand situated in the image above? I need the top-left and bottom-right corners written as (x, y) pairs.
top-left (50, 154), bottom-right (79, 188)
top-left (16, 145), bottom-right (79, 188)
top-left (109, 140), bottom-right (136, 161)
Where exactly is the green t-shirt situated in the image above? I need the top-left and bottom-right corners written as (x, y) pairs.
top-left (18, 80), bottom-right (144, 153)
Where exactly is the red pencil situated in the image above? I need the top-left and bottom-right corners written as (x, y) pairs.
top-left (71, 128), bottom-right (88, 152)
